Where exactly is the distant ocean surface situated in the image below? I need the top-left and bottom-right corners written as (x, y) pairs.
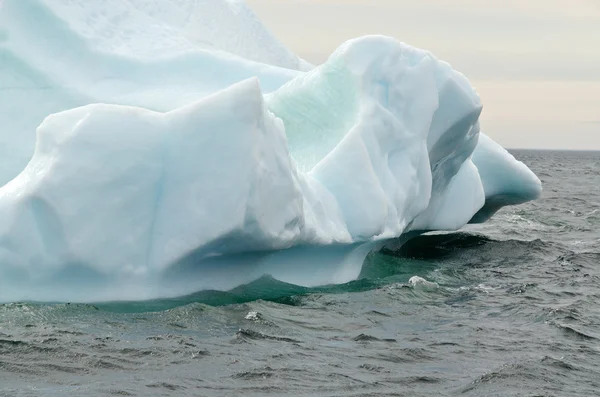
top-left (1, 150), bottom-right (599, 396)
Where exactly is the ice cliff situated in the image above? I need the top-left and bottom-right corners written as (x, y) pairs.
top-left (0, 0), bottom-right (541, 302)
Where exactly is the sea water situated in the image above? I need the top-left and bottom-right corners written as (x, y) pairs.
top-left (1, 150), bottom-right (598, 396)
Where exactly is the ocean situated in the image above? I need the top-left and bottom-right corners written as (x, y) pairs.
top-left (1, 150), bottom-right (599, 396)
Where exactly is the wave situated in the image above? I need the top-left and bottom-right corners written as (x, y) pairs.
top-left (384, 232), bottom-right (552, 261)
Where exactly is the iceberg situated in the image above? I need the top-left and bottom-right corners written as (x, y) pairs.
top-left (0, 0), bottom-right (305, 186)
top-left (0, 1), bottom-right (541, 302)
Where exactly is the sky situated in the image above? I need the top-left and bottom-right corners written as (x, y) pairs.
top-left (247, 0), bottom-right (600, 150)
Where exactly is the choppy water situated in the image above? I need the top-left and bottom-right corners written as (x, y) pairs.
top-left (1, 150), bottom-right (599, 396)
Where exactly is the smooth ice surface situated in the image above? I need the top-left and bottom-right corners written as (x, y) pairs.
top-left (0, 0), bottom-right (305, 186)
top-left (0, 1), bottom-right (542, 302)
top-left (470, 133), bottom-right (543, 223)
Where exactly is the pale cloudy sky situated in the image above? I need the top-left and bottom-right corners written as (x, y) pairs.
top-left (247, 0), bottom-right (600, 150)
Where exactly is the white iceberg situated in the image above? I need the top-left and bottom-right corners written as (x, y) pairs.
top-left (0, 1), bottom-right (541, 302)
top-left (0, 0), bottom-right (305, 186)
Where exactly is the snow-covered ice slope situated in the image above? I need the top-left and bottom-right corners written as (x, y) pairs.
top-left (0, 0), bottom-right (304, 186)
top-left (0, 1), bottom-right (541, 302)
top-left (37, 0), bottom-right (311, 70)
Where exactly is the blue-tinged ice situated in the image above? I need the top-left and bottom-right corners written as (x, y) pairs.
top-left (0, 0), bottom-right (541, 302)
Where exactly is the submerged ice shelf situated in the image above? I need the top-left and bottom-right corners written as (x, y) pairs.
top-left (0, 0), bottom-right (541, 302)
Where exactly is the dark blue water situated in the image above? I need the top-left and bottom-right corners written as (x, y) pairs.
top-left (1, 150), bottom-right (599, 396)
